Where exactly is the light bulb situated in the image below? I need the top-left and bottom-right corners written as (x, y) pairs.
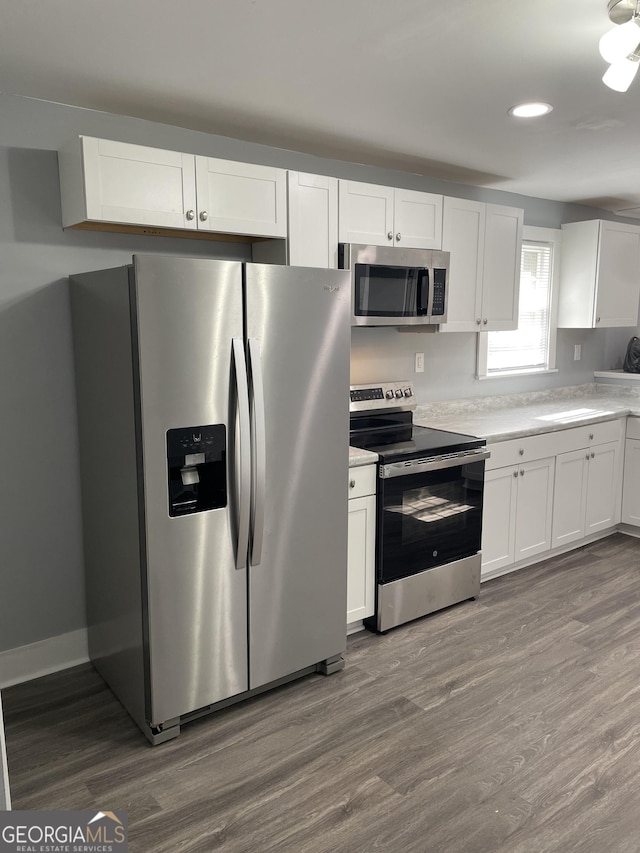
top-left (603, 56), bottom-right (640, 92)
top-left (599, 18), bottom-right (640, 64)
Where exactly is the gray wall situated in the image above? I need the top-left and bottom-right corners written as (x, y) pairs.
top-left (0, 91), bottom-right (635, 654)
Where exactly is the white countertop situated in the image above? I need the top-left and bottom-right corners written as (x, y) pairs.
top-left (413, 384), bottom-right (640, 443)
top-left (349, 446), bottom-right (378, 467)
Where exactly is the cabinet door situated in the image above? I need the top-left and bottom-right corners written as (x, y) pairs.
top-left (594, 221), bottom-right (640, 327)
top-left (195, 157), bottom-right (287, 237)
top-left (585, 440), bottom-right (621, 534)
top-left (393, 189), bottom-right (442, 249)
top-left (480, 204), bottom-right (523, 331)
top-left (622, 439), bottom-right (640, 525)
top-left (287, 172), bottom-right (338, 268)
top-left (552, 448), bottom-right (588, 548)
top-left (347, 493), bottom-right (376, 623)
top-left (514, 457), bottom-right (555, 561)
top-left (440, 197), bottom-right (485, 332)
top-left (81, 137), bottom-right (197, 229)
top-left (481, 467), bottom-right (517, 575)
top-left (338, 180), bottom-right (394, 246)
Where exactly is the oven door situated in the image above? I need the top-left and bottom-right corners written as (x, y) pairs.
top-left (378, 458), bottom-right (485, 583)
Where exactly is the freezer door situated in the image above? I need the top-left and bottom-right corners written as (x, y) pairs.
top-left (245, 264), bottom-right (350, 688)
top-left (132, 255), bottom-right (248, 725)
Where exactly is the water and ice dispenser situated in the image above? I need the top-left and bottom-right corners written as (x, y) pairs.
top-left (166, 425), bottom-right (227, 517)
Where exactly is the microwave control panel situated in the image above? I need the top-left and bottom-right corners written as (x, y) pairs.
top-left (350, 381), bottom-right (416, 413)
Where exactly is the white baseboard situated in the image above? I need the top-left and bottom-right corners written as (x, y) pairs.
top-left (0, 629), bottom-right (89, 689)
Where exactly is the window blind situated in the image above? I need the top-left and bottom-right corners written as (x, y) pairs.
top-left (487, 241), bottom-right (553, 373)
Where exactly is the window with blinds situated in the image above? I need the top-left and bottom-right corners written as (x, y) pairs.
top-left (487, 241), bottom-right (553, 374)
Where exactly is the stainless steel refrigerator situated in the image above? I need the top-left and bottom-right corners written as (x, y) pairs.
top-left (70, 255), bottom-right (350, 744)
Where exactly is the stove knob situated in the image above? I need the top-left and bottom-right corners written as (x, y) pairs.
top-left (403, 388), bottom-right (412, 397)
top-left (385, 390), bottom-right (394, 399)
top-left (395, 389), bottom-right (403, 398)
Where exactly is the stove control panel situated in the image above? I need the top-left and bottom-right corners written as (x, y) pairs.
top-left (350, 381), bottom-right (416, 413)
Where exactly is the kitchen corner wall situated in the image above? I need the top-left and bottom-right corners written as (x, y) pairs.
top-left (0, 92), bottom-right (637, 662)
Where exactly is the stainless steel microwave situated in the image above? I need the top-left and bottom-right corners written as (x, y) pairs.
top-left (338, 243), bottom-right (449, 327)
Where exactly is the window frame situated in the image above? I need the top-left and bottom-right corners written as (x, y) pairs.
top-left (476, 225), bottom-right (561, 379)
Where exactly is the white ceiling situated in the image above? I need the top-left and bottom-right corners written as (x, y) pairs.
top-left (1, 0), bottom-right (639, 213)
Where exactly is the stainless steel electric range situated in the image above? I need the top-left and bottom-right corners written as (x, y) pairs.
top-left (350, 381), bottom-right (489, 632)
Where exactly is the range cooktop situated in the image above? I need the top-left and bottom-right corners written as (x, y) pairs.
top-left (350, 381), bottom-right (485, 463)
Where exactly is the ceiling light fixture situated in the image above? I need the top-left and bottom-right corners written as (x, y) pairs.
top-left (601, 0), bottom-right (640, 91)
top-left (508, 102), bottom-right (553, 118)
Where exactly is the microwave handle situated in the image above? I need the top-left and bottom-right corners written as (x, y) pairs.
top-left (417, 268), bottom-right (431, 316)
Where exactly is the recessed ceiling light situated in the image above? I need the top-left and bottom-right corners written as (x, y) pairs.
top-left (508, 102), bottom-right (554, 118)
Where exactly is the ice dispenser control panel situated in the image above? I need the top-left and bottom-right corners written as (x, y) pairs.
top-left (167, 424), bottom-right (227, 517)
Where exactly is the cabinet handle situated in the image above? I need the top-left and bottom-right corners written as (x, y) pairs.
top-left (186, 209), bottom-right (195, 221)
top-left (589, 433), bottom-right (594, 440)
top-left (483, 318), bottom-right (488, 325)
top-left (596, 317), bottom-right (601, 324)
top-left (387, 231), bottom-right (393, 241)
top-left (591, 451), bottom-right (595, 459)
top-left (349, 479), bottom-right (356, 489)
top-left (520, 469), bottom-right (525, 476)
top-left (396, 232), bottom-right (401, 242)
top-left (200, 210), bottom-right (208, 222)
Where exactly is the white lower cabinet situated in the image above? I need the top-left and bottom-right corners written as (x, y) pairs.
top-left (552, 440), bottom-right (622, 546)
top-left (347, 465), bottom-right (376, 625)
top-left (482, 457), bottom-right (554, 575)
top-left (622, 418), bottom-right (640, 526)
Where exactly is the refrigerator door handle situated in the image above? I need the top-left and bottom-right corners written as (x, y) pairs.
top-left (232, 337), bottom-right (251, 570)
top-left (248, 337), bottom-right (266, 566)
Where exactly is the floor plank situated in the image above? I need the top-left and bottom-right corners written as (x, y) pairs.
top-left (5, 532), bottom-right (640, 852)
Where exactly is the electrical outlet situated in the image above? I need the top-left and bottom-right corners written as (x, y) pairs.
top-left (574, 344), bottom-right (581, 361)
top-left (415, 352), bottom-right (425, 373)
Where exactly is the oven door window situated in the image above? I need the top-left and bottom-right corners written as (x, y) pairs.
top-left (354, 265), bottom-right (428, 317)
top-left (379, 461), bottom-right (484, 583)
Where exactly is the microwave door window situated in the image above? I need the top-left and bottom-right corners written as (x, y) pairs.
top-left (354, 265), bottom-right (419, 317)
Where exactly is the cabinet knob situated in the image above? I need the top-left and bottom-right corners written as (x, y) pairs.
top-left (186, 209), bottom-right (195, 221)
top-left (483, 318), bottom-right (488, 325)
top-left (349, 479), bottom-right (356, 489)
top-left (396, 232), bottom-right (401, 242)
top-left (520, 469), bottom-right (525, 476)
top-left (589, 433), bottom-right (594, 440)
top-left (513, 470), bottom-right (519, 478)
top-left (387, 231), bottom-right (393, 241)
top-left (199, 210), bottom-right (208, 222)
top-left (519, 448), bottom-right (524, 456)
top-left (596, 317), bottom-right (601, 324)
top-left (586, 453), bottom-right (590, 460)
top-left (476, 319), bottom-right (482, 326)
top-left (591, 451), bottom-right (595, 458)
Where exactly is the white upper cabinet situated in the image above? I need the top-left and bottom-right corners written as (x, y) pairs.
top-left (59, 137), bottom-right (198, 230)
top-left (440, 198), bottom-right (523, 332)
top-left (558, 219), bottom-right (640, 328)
top-left (286, 171), bottom-right (338, 268)
top-left (338, 180), bottom-right (442, 249)
top-left (194, 156), bottom-right (286, 238)
top-left (58, 136), bottom-right (287, 239)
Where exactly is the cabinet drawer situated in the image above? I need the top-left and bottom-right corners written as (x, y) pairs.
top-left (555, 419), bottom-right (623, 452)
top-left (626, 417), bottom-right (640, 440)
top-left (486, 433), bottom-right (560, 470)
top-left (348, 464), bottom-right (377, 499)
top-left (486, 419), bottom-right (624, 470)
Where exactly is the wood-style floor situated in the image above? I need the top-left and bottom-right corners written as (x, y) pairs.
top-left (5, 533), bottom-right (640, 852)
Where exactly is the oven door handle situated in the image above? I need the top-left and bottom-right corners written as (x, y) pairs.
top-left (380, 448), bottom-right (491, 479)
